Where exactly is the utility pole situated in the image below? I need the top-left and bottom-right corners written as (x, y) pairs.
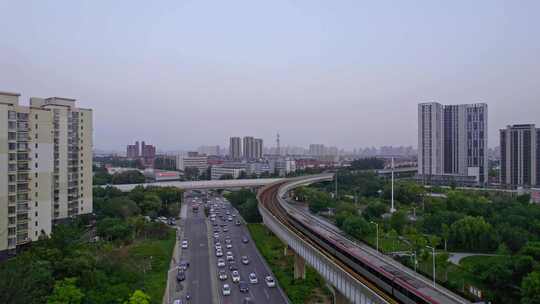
top-left (335, 171), bottom-right (338, 200)
top-left (390, 157), bottom-right (396, 213)
top-left (426, 245), bottom-right (436, 288)
top-left (370, 221), bottom-right (379, 252)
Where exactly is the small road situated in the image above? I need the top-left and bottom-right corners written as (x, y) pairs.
top-left (448, 252), bottom-right (500, 266)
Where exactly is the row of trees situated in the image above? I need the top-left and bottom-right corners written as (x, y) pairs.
top-left (224, 189), bottom-right (262, 223)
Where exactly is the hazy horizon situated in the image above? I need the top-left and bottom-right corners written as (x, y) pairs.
top-left (1, 1), bottom-right (539, 151)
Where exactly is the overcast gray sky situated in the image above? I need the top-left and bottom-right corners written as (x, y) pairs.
top-left (1, 1), bottom-right (539, 150)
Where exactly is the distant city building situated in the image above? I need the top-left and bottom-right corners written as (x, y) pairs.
top-left (176, 152), bottom-right (208, 174)
top-left (198, 145), bottom-right (220, 156)
top-left (144, 169), bottom-right (181, 182)
top-left (140, 141), bottom-right (156, 166)
top-left (271, 158), bottom-right (296, 176)
top-left (211, 165), bottom-right (245, 180)
top-left (229, 137), bottom-right (242, 160)
top-left (126, 141), bottom-right (140, 158)
top-left (0, 92), bottom-right (93, 257)
top-left (418, 102), bottom-right (488, 185)
top-left (500, 124), bottom-right (540, 188)
top-left (154, 155), bottom-right (176, 171)
top-left (309, 144), bottom-right (325, 156)
top-left (254, 138), bottom-right (263, 159)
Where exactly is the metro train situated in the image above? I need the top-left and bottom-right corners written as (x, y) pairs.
top-left (276, 198), bottom-right (440, 304)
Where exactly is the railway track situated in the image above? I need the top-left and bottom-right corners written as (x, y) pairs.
top-left (258, 181), bottom-right (398, 304)
top-left (257, 177), bottom-right (470, 304)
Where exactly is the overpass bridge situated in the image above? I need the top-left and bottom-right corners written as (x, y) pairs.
top-left (257, 175), bottom-right (470, 304)
top-left (108, 178), bottom-right (282, 192)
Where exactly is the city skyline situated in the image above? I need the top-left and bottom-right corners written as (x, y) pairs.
top-left (2, 1), bottom-right (539, 151)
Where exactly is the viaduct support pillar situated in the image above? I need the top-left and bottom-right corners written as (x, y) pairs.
top-left (330, 285), bottom-right (350, 304)
top-left (293, 249), bottom-right (306, 280)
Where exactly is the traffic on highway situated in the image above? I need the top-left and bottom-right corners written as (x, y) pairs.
top-left (168, 190), bottom-right (287, 304)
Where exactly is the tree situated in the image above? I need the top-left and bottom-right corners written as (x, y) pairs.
top-left (448, 216), bottom-right (495, 251)
top-left (522, 271), bottom-right (540, 304)
top-left (184, 167), bottom-right (199, 180)
top-left (342, 216), bottom-right (371, 240)
top-left (350, 158), bottom-right (384, 170)
top-left (47, 278), bottom-right (84, 304)
top-left (139, 194), bottom-right (162, 215)
top-left (97, 217), bottom-right (134, 242)
top-left (390, 210), bottom-right (408, 233)
top-left (98, 197), bottom-right (140, 219)
top-left (111, 170), bottom-right (145, 184)
top-left (362, 200), bottom-right (387, 221)
top-left (124, 290), bottom-right (151, 304)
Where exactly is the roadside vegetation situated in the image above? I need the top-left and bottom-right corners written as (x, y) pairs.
top-left (248, 223), bottom-right (332, 304)
top-left (0, 186), bottom-right (182, 304)
top-left (294, 167), bottom-right (540, 303)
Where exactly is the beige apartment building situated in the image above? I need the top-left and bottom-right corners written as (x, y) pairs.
top-left (0, 91), bottom-right (92, 257)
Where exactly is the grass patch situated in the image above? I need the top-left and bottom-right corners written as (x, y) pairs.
top-left (248, 223), bottom-right (331, 304)
top-left (110, 229), bottom-right (176, 303)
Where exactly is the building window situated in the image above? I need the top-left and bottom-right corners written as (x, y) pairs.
top-left (35, 153), bottom-right (38, 158)
top-left (8, 132), bottom-right (16, 140)
top-left (35, 182), bottom-right (38, 188)
top-left (35, 201), bottom-right (38, 207)
top-left (35, 163), bottom-right (38, 168)
top-left (35, 173), bottom-right (38, 178)
top-left (35, 221), bottom-right (38, 227)
top-left (35, 114), bottom-right (38, 119)
top-left (35, 124), bottom-right (38, 129)
top-left (35, 143), bottom-right (38, 148)
top-left (9, 143), bottom-right (16, 150)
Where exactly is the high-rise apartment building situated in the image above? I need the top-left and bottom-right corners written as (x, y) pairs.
top-left (243, 136), bottom-right (255, 160)
top-left (140, 141), bottom-right (156, 167)
top-left (229, 137), bottom-right (242, 160)
top-left (309, 144), bottom-right (325, 156)
top-left (0, 92), bottom-right (92, 257)
top-left (500, 124), bottom-right (540, 188)
top-left (418, 102), bottom-right (488, 184)
top-left (254, 138), bottom-right (263, 159)
top-left (126, 141), bottom-right (140, 158)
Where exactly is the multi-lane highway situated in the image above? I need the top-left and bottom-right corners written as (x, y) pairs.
top-left (208, 195), bottom-right (287, 304)
top-left (166, 191), bottom-right (287, 304)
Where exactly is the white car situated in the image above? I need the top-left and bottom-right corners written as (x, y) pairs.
top-left (181, 240), bottom-right (188, 249)
top-left (241, 256), bottom-right (249, 265)
top-left (226, 243), bottom-right (232, 249)
top-left (216, 250), bottom-right (223, 257)
top-left (222, 284), bottom-right (231, 296)
top-left (265, 275), bottom-right (276, 287)
top-left (218, 270), bottom-right (228, 280)
top-left (249, 272), bottom-right (258, 284)
top-left (232, 270), bottom-right (241, 283)
top-left (213, 232), bottom-right (219, 238)
top-left (226, 252), bottom-right (234, 261)
top-left (217, 258), bottom-right (226, 267)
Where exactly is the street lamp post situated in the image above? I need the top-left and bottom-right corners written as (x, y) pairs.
top-left (426, 245), bottom-right (436, 288)
top-left (390, 157), bottom-right (396, 213)
top-left (370, 221), bottom-right (379, 252)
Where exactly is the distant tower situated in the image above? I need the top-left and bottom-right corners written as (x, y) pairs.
top-left (276, 133), bottom-right (281, 156)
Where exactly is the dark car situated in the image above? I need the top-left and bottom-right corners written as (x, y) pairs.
top-left (176, 270), bottom-right (186, 282)
top-left (242, 237), bottom-right (249, 243)
top-left (179, 260), bottom-right (189, 270)
top-left (239, 281), bottom-right (249, 293)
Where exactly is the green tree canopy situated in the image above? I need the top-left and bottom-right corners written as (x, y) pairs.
top-left (47, 278), bottom-right (84, 304)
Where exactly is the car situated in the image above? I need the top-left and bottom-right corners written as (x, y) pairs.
top-left (217, 258), bottom-right (226, 267)
top-left (173, 299), bottom-right (184, 304)
top-left (179, 260), bottom-right (189, 270)
top-left (223, 227), bottom-right (229, 232)
top-left (213, 233), bottom-right (219, 238)
top-left (222, 284), bottom-right (231, 296)
top-left (226, 243), bottom-right (232, 249)
top-left (235, 220), bottom-right (241, 226)
top-left (231, 270), bottom-right (241, 283)
top-left (242, 298), bottom-right (254, 304)
top-left (229, 263), bottom-right (238, 271)
top-left (215, 242), bottom-right (221, 247)
top-left (249, 272), bottom-right (258, 284)
top-left (181, 240), bottom-right (188, 249)
top-left (241, 256), bottom-right (249, 265)
top-left (176, 270), bottom-right (186, 282)
top-left (265, 275), bottom-right (276, 287)
top-left (218, 270), bottom-right (228, 280)
top-left (239, 281), bottom-right (249, 293)
top-left (225, 238), bottom-right (231, 244)
top-left (226, 254), bottom-right (234, 261)
top-left (216, 250), bottom-right (223, 257)
top-left (242, 237), bottom-right (249, 243)
top-left (228, 216), bottom-right (233, 221)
